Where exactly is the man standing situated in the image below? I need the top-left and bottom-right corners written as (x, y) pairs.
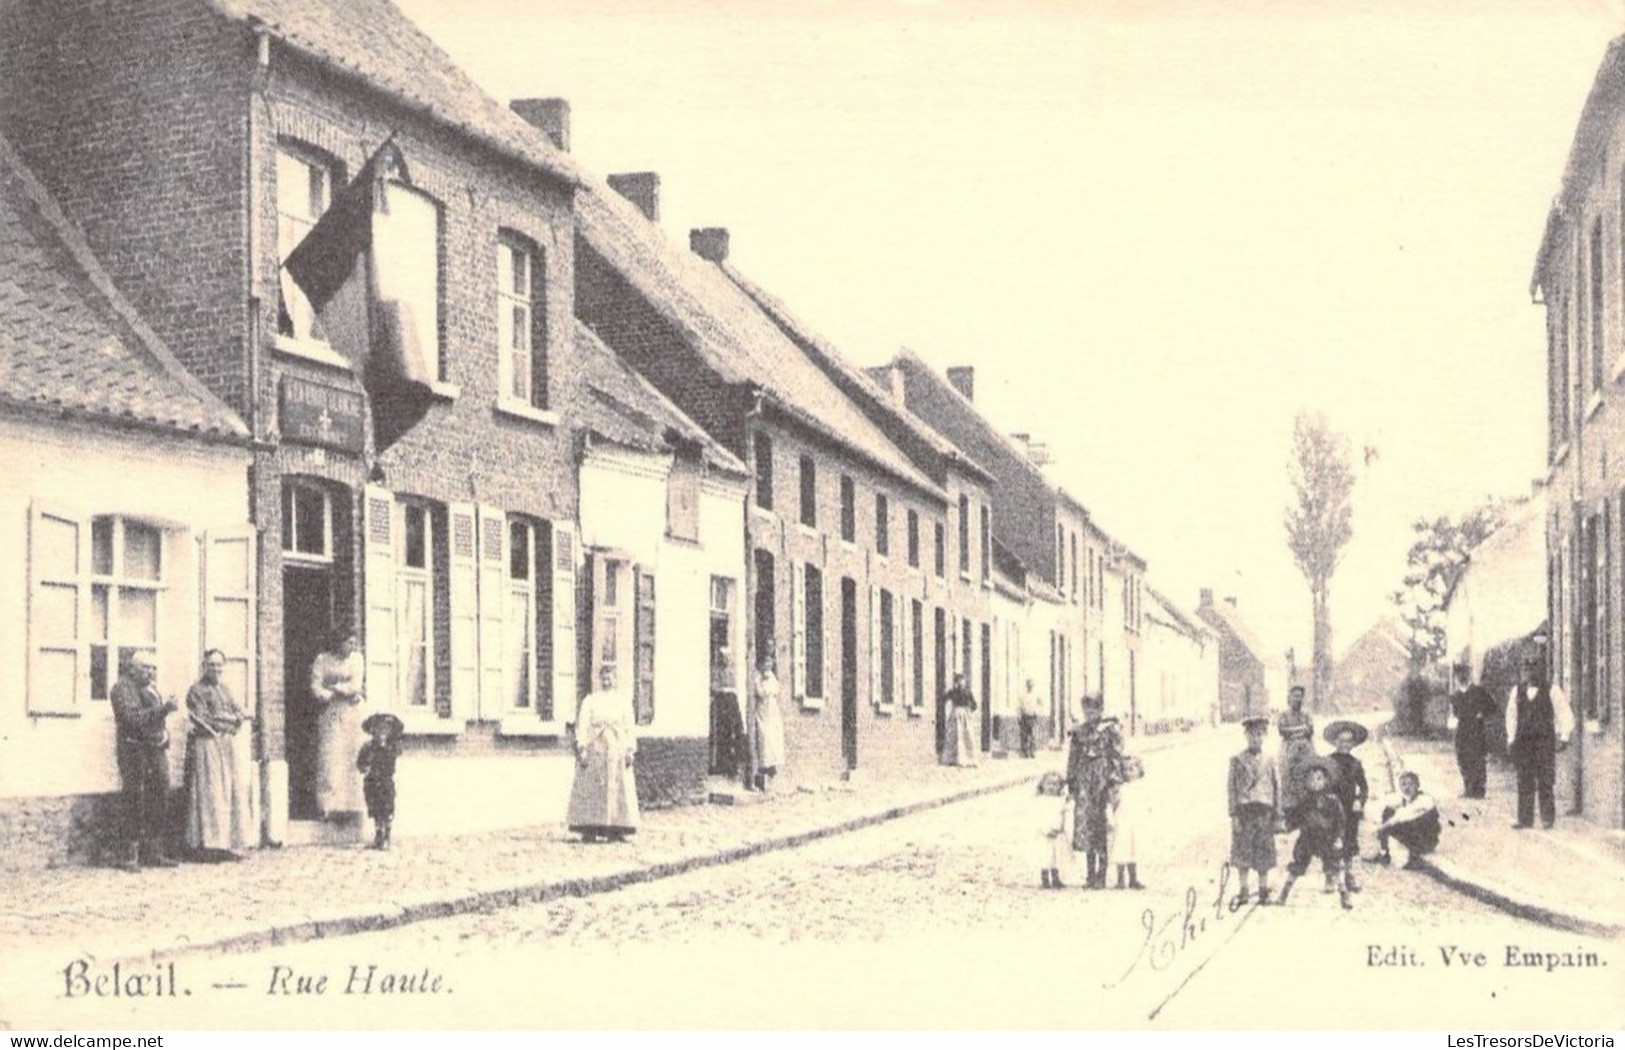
top-left (1506, 652), bottom-right (1573, 829)
top-left (1017, 678), bottom-right (1043, 758)
top-left (110, 651), bottom-right (179, 871)
top-left (1450, 661), bottom-right (1496, 799)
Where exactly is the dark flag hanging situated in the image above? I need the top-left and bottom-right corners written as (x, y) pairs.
top-left (283, 139), bottom-right (437, 454)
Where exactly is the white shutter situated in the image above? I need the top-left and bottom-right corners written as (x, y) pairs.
top-left (363, 485), bottom-right (396, 711)
top-left (199, 529), bottom-right (258, 716)
top-left (791, 563), bottom-right (806, 700)
top-left (28, 504), bottom-right (88, 715)
top-left (548, 521), bottom-right (577, 723)
top-left (446, 503), bottom-right (478, 720)
top-left (472, 504), bottom-right (505, 718)
top-left (869, 584), bottom-right (881, 707)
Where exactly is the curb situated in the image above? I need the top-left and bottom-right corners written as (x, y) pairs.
top-left (1379, 732), bottom-right (1625, 940)
top-left (109, 768), bottom-right (1038, 967)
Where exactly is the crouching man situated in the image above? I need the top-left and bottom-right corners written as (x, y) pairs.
top-left (1368, 771), bottom-right (1440, 870)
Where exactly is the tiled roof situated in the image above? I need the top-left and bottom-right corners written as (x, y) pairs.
top-left (208, 0), bottom-right (584, 189)
top-left (574, 184), bottom-right (943, 503)
top-left (0, 132), bottom-right (249, 441)
top-left (1146, 584), bottom-right (1207, 640)
top-left (567, 321), bottom-right (746, 477)
top-left (1198, 598), bottom-right (1269, 663)
top-left (719, 266), bottom-right (995, 487)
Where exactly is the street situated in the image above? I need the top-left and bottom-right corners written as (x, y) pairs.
top-left (23, 731), bottom-right (1620, 1030)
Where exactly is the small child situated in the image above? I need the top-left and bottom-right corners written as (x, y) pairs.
top-left (1112, 754), bottom-right (1146, 890)
top-left (1324, 721), bottom-right (1370, 894)
top-left (1227, 716), bottom-right (1279, 906)
top-left (357, 712), bottom-right (404, 851)
top-left (1036, 771), bottom-right (1071, 889)
top-left (1279, 757), bottom-right (1351, 909)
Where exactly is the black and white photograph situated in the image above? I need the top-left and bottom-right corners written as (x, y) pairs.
top-left (0, 0), bottom-right (1621, 1032)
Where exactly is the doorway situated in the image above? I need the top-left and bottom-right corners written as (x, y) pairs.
top-left (934, 607), bottom-right (947, 755)
top-left (283, 564), bottom-right (333, 820)
top-left (840, 576), bottom-right (858, 770)
top-left (980, 622), bottom-right (992, 752)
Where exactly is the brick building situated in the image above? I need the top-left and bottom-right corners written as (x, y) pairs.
top-left (1196, 588), bottom-right (1272, 722)
top-left (0, 130), bottom-right (254, 867)
top-left (571, 170), bottom-right (1008, 781)
top-left (0, 0), bottom-right (736, 845)
top-left (1529, 34), bottom-right (1625, 827)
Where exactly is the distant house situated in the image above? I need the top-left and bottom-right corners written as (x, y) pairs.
top-left (1443, 492), bottom-right (1547, 683)
top-left (1328, 619), bottom-right (1411, 715)
top-left (1196, 589), bottom-right (1271, 722)
top-left (1144, 586), bottom-right (1219, 730)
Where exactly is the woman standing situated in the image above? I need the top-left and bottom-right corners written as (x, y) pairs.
top-left (940, 673), bottom-right (979, 767)
top-left (309, 629), bottom-right (365, 819)
top-left (1277, 685), bottom-right (1317, 814)
top-left (567, 665), bottom-right (641, 843)
top-left (754, 653), bottom-right (787, 792)
top-left (183, 648), bottom-right (252, 860)
top-left (1067, 695), bottom-right (1124, 889)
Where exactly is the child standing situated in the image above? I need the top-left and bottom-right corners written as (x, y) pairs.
top-left (1323, 720), bottom-right (1370, 894)
top-left (1279, 757), bottom-right (1351, 909)
top-left (1227, 716), bottom-right (1279, 906)
top-left (358, 712), bottom-right (403, 851)
top-left (1036, 771), bottom-right (1071, 889)
top-left (1112, 754), bottom-right (1146, 890)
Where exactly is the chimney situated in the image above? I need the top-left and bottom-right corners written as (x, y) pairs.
top-left (607, 172), bottom-right (660, 221)
top-left (865, 364), bottom-right (906, 403)
top-left (1224, 595), bottom-right (1238, 608)
top-left (1199, 588), bottom-right (1214, 609)
top-left (946, 366), bottom-right (975, 402)
top-left (690, 227), bottom-right (729, 263)
top-left (1026, 440), bottom-right (1051, 467)
top-left (1011, 432), bottom-right (1030, 445)
top-left (509, 98), bottom-right (570, 152)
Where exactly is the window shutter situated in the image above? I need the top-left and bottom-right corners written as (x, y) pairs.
top-left (892, 593), bottom-right (904, 710)
top-left (791, 563), bottom-right (806, 700)
top-left (900, 596), bottom-right (912, 711)
top-left (28, 504), bottom-right (87, 715)
top-left (470, 505), bottom-right (504, 718)
top-left (950, 616), bottom-right (961, 686)
top-left (442, 503), bottom-right (478, 720)
top-left (634, 569), bottom-right (656, 726)
top-left (199, 529), bottom-right (258, 717)
top-left (363, 485), bottom-right (396, 711)
top-left (550, 524), bottom-right (578, 722)
top-left (869, 584), bottom-right (881, 707)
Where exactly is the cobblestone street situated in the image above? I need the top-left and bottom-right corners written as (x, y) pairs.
top-left (16, 731), bottom-right (1619, 1030)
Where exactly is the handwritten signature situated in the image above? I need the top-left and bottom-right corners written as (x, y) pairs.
top-left (1105, 864), bottom-right (1249, 989)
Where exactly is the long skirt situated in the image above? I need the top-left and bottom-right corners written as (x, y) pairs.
top-left (942, 708), bottom-right (978, 766)
top-left (1072, 791), bottom-right (1110, 853)
top-left (315, 699), bottom-right (363, 814)
top-left (1278, 738), bottom-right (1316, 812)
top-left (567, 739), bottom-right (641, 835)
top-left (184, 733), bottom-right (253, 851)
top-left (756, 695), bottom-right (787, 773)
top-left (1230, 803), bottom-right (1278, 871)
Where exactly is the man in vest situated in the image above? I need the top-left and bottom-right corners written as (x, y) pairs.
top-left (1505, 651), bottom-right (1574, 829)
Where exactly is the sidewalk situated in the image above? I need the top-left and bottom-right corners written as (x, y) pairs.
top-left (1378, 731), bottom-right (1625, 939)
top-left (0, 727), bottom-right (1217, 970)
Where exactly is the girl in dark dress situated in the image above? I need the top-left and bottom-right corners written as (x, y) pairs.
top-left (358, 712), bottom-right (403, 851)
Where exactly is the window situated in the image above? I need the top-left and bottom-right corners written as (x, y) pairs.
top-left (79, 517), bottom-right (165, 701)
top-left (801, 456), bottom-right (818, 528)
top-left (275, 144), bottom-right (333, 344)
top-left (907, 509), bottom-right (920, 568)
top-left (1086, 547), bottom-right (1095, 607)
top-left (1551, 297), bottom-right (1571, 459)
top-left (934, 521), bottom-right (946, 578)
top-left (1591, 218), bottom-right (1605, 394)
top-left (377, 181), bottom-right (444, 381)
top-left (634, 571), bottom-right (656, 725)
top-left (910, 598), bottom-right (924, 710)
top-left (875, 494), bottom-right (890, 556)
top-left (397, 502), bottom-right (435, 708)
top-left (1070, 532), bottom-right (1079, 602)
top-left (1056, 526), bottom-right (1065, 589)
top-left (507, 519), bottom-right (540, 710)
top-left (281, 480), bottom-right (332, 562)
top-left (961, 615), bottom-right (973, 680)
top-left (498, 234), bottom-right (547, 409)
top-left (597, 557), bottom-right (626, 681)
top-left (839, 474), bottom-right (855, 541)
top-left (980, 504), bottom-right (991, 582)
top-left (754, 433), bottom-right (774, 511)
top-left (804, 564), bottom-right (825, 700)
top-left (958, 494), bottom-right (971, 576)
top-left (879, 589), bottom-right (895, 706)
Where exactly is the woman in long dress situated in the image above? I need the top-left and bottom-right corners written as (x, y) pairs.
top-left (310, 629), bottom-right (365, 819)
top-left (754, 654), bottom-right (787, 791)
top-left (1067, 696), bottom-right (1124, 889)
top-left (1277, 685), bottom-right (1317, 814)
top-left (184, 648), bottom-right (252, 860)
top-left (567, 665), bottom-right (641, 842)
top-left (940, 673), bottom-right (979, 767)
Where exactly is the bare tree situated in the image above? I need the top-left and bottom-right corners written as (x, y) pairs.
top-left (1284, 413), bottom-right (1357, 710)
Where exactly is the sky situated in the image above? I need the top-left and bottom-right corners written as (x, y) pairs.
top-left (395, 0), bottom-right (1621, 666)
